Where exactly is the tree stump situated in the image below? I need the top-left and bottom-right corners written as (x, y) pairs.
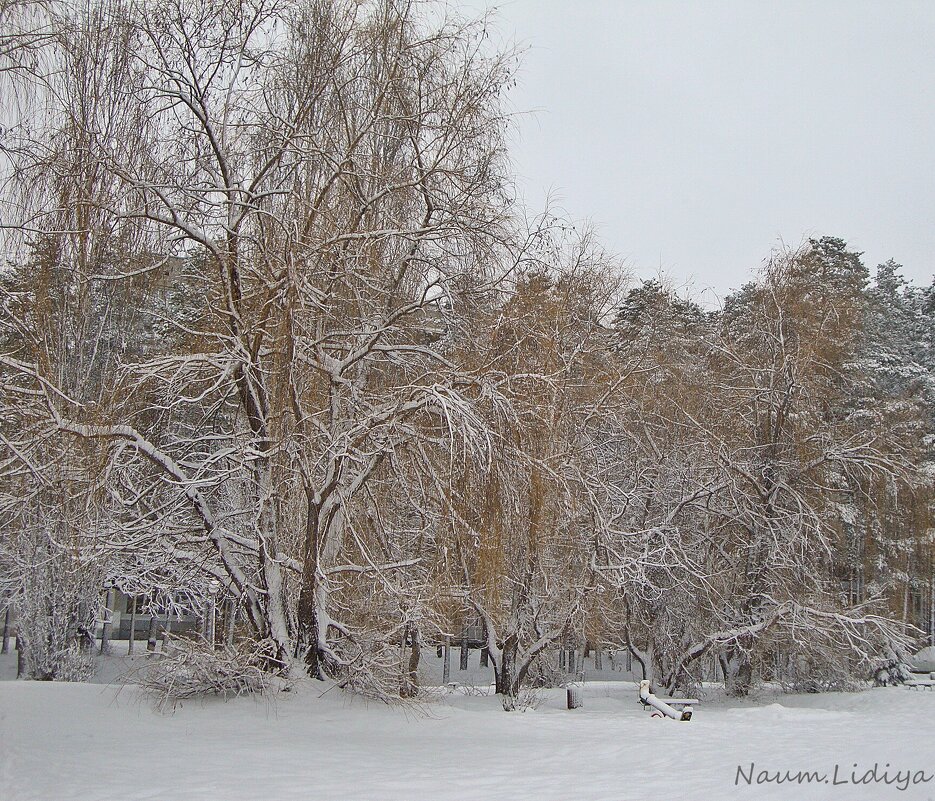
top-left (567, 684), bottom-right (583, 709)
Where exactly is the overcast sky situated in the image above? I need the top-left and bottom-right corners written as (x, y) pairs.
top-left (486, 0), bottom-right (935, 303)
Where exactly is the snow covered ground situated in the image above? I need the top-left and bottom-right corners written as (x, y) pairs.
top-left (3, 651), bottom-right (935, 801)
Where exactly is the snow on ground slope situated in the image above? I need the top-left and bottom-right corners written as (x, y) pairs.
top-left (911, 646), bottom-right (935, 673)
top-left (2, 663), bottom-right (935, 800)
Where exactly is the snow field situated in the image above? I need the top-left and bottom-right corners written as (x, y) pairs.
top-left (3, 675), bottom-right (935, 801)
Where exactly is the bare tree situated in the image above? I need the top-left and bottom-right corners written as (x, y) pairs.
top-left (2, 0), bottom-right (522, 691)
top-left (440, 228), bottom-right (623, 709)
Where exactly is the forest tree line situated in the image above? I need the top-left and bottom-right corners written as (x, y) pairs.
top-left (1, 0), bottom-right (933, 709)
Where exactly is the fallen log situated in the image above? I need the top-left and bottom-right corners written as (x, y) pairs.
top-left (639, 680), bottom-right (694, 721)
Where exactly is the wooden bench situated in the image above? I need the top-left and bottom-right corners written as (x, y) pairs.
top-left (906, 672), bottom-right (935, 690)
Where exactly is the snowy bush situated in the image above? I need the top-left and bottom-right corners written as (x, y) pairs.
top-left (1, 463), bottom-right (107, 682)
top-left (456, 682), bottom-right (491, 697)
top-left (16, 634), bottom-right (94, 683)
top-left (781, 668), bottom-right (861, 693)
top-left (14, 590), bottom-right (96, 682)
top-left (776, 648), bottom-right (865, 694)
top-left (497, 685), bottom-right (541, 712)
top-left (524, 651), bottom-right (564, 689)
top-left (9, 534), bottom-right (101, 682)
top-left (873, 649), bottom-right (914, 687)
top-left (141, 638), bottom-right (274, 710)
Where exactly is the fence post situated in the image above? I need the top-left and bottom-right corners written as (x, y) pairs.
top-left (147, 615), bottom-right (159, 652)
top-left (930, 575), bottom-right (934, 648)
top-left (128, 596), bottom-right (137, 655)
top-left (161, 614), bottom-right (172, 650)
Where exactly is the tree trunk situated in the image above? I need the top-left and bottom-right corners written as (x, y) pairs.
top-left (718, 653), bottom-right (728, 683)
top-left (442, 635), bottom-right (451, 685)
top-left (459, 627), bottom-right (469, 671)
top-left (594, 647), bottom-right (603, 671)
top-left (204, 592), bottom-right (217, 648)
top-left (99, 589), bottom-right (113, 655)
top-left (724, 650), bottom-right (754, 697)
top-left (296, 494), bottom-right (342, 679)
top-left (225, 598), bottom-right (236, 647)
top-left (256, 483), bottom-right (291, 668)
top-left (17, 635), bottom-right (26, 678)
top-left (629, 642), bottom-right (653, 683)
top-left (297, 580), bottom-right (321, 677)
top-left (495, 636), bottom-right (520, 710)
top-left (1, 606), bottom-right (10, 655)
top-left (400, 625), bottom-right (420, 698)
top-left (127, 596), bottom-right (137, 655)
top-left (76, 602), bottom-right (94, 652)
top-left (480, 645), bottom-right (489, 667)
top-left (298, 585), bottom-right (334, 681)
